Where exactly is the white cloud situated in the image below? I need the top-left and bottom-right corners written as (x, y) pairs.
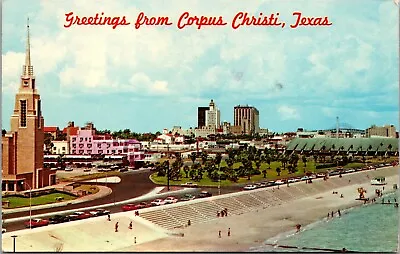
top-left (277, 105), bottom-right (300, 120)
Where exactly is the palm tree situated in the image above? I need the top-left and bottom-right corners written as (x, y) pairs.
top-left (189, 152), bottom-right (197, 164)
top-left (266, 156), bottom-right (271, 169)
top-left (280, 155), bottom-right (288, 171)
top-left (183, 165), bottom-right (190, 178)
top-left (276, 167), bottom-right (281, 176)
top-left (255, 160), bottom-right (261, 170)
top-left (201, 151), bottom-right (208, 165)
top-left (262, 169), bottom-right (267, 178)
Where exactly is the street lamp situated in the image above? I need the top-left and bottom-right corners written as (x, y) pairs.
top-left (20, 181), bottom-right (32, 229)
top-left (11, 235), bottom-right (17, 252)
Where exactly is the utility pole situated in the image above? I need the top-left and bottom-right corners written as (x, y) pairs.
top-left (11, 235), bottom-right (17, 252)
top-left (167, 160), bottom-right (170, 191)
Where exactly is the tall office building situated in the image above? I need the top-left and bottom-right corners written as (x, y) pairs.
top-left (197, 107), bottom-right (209, 128)
top-left (205, 99), bottom-right (221, 129)
top-left (234, 105), bottom-right (260, 135)
top-left (2, 20), bottom-right (57, 191)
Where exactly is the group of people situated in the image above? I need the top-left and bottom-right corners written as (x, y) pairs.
top-left (217, 208), bottom-right (228, 217)
top-left (114, 221), bottom-right (133, 232)
top-left (218, 228), bottom-right (231, 238)
top-left (327, 209), bottom-right (341, 218)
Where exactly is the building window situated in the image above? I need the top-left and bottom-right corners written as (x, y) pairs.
top-left (87, 144), bottom-right (92, 148)
top-left (72, 149), bottom-right (76, 154)
top-left (37, 99), bottom-right (42, 128)
top-left (79, 150), bottom-right (84, 154)
top-left (87, 150), bottom-right (92, 154)
top-left (107, 150), bottom-right (109, 154)
top-left (99, 150), bottom-right (103, 154)
top-left (112, 150), bottom-right (115, 154)
top-left (79, 144), bottom-right (84, 148)
top-left (97, 144), bottom-right (101, 148)
top-left (72, 137), bottom-right (76, 142)
top-left (72, 144), bottom-right (76, 148)
top-left (85, 137), bottom-right (87, 141)
top-left (62, 147), bottom-right (66, 151)
top-left (80, 137), bottom-right (83, 142)
top-left (20, 100), bottom-right (27, 127)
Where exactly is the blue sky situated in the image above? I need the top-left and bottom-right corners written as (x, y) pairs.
top-left (2, 0), bottom-right (399, 133)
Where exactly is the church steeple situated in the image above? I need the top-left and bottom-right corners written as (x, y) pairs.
top-left (22, 18), bottom-right (33, 77)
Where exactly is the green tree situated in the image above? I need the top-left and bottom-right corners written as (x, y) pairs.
top-left (183, 165), bottom-right (190, 178)
top-left (262, 169), bottom-right (267, 178)
top-left (276, 166), bottom-right (281, 176)
top-left (189, 152), bottom-right (197, 164)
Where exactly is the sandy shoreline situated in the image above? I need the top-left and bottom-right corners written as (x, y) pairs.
top-left (2, 166), bottom-right (398, 252)
top-left (122, 167), bottom-right (399, 252)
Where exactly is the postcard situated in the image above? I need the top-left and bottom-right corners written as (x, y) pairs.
top-left (2, 0), bottom-right (399, 252)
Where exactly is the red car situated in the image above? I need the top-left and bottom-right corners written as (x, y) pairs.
top-left (135, 202), bottom-right (152, 209)
top-left (121, 204), bottom-right (138, 211)
top-left (68, 211), bottom-right (91, 221)
top-left (24, 218), bottom-right (49, 228)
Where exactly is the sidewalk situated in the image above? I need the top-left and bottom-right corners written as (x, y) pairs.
top-left (3, 185), bottom-right (112, 215)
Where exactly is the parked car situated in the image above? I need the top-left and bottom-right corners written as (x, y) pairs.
top-left (119, 167), bottom-right (128, 172)
top-left (266, 181), bottom-right (276, 187)
top-left (24, 218), bottom-right (49, 228)
top-left (287, 178), bottom-right (296, 183)
top-left (48, 215), bottom-right (70, 224)
top-left (294, 178), bottom-right (301, 182)
top-left (180, 194), bottom-right (196, 201)
top-left (121, 204), bottom-right (137, 211)
top-left (316, 173), bottom-right (326, 178)
top-left (243, 185), bottom-right (257, 190)
top-left (164, 196), bottom-right (178, 204)
top-left (274, 180), bottom-right (284, 185)
top-left (151, 199), bottom-right (166, 206)
top-left (64, 167), bottom-right (73, 171)
top-left (83, 168), bottom-right (91, 172)
top-left (89, 208), bottom-right (110, 216)
top-left (198, 191), bottom-right (212, 198)
top-left (136, 202), bottom-right (152, 209)
top-left (344, 169), bottom-right (355, 173)
top-left (258, 182), bottom-right (267, 188)
top-left (181, 182), bottom-right (198, 187)
top-left (300, 176), bottom-right (309, 181)
top-left (329, 171), bottom-right (339, 176)
top-left (68, 211), bottom-right (91, 220)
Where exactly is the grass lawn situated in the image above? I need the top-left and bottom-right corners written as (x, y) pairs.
top-left (3, 193), bottom-right (77, 209)
top-left (74, 185), bottom-right (100, 194)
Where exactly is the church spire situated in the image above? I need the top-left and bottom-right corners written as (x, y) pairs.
top-left (23, 17), bottom-right (33, 77)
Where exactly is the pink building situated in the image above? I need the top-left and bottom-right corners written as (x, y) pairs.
top-left (69, 128), bottom-right (145, 166)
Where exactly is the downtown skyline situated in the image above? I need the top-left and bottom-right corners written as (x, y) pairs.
top-left (2, 0), bottom-right (399, 133)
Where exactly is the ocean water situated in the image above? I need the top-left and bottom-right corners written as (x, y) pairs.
top-left (252, 192), bottom-right (399, 253)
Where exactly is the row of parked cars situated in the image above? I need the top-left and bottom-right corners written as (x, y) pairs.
top-left (242, 164), bottom-right (387, 191)
top-left (121, 191), bottom-right (213, 211)
top-left (24, 208), bottom-right (111, 228)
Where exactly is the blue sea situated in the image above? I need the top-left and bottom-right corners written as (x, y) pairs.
top-left (251, 192), bottom-right (399, 253)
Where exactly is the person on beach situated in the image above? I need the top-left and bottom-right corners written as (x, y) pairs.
top-left (107, 214), bottom-right (111, 221)
top-left (340, 194), bottom-right (344, 198)
top-left (134, 236), bottom-right (137, 244)
top-left (383, 186), bottom-right (385, 191)
top-left (129, 221), bottom-right (132, 229)
top-left (382, 198), bottom-right (385, 204)
top-left (217, 211), bottom-right (220, 217)
top-left (295, 224), bottom-right (301, 232)
top-left (221, 210), bottom-right (225, 217)
top-left (115, 222), bottom-right (119, 232)
top-left (331, 211), bottom-right (334, 217)
top-left (327, 213), bottom-right (330, 218)
top-left (338, 209), bottom-right (341, 216)
top-left (219, 230), bottom-right (221, 238)
top-left (188, 219), bottom-right (191, 226)
top-left (228, 228), bottom-right (231, 236)
top-left (395, 203), bottom-right (399, 208)
top-left (224, 208), bottom-right (228, 216)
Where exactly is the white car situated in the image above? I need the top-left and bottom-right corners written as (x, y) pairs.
top-left (64, 167), bottom-right (73, 171)
top-left (151, 199), bottom-right (166, 206)
top-left (164, 196), bottom-right (178, 204)
top-left (287, 179), bottom-right (296, 183)
top-left (300, 176), bottom-right (309, 181)
top-left (181, 182), bottom-right (198, 187)
top-left (316, 173), bottom-right (326, 178)
top-left (243, 185), bottom-right (257, 190)
top-left (274, 180), bottom-right (284, 185)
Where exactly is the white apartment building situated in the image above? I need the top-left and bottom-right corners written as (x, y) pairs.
top-left (205, 99), bottom-right (220, 129)
top-left (51, 140), bottom-right (69, 155)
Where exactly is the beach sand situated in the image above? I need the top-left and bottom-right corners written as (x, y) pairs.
top-left (2, 167), bottom-right (398, 252)
top-left (121, 168), bottom-right (399, 252)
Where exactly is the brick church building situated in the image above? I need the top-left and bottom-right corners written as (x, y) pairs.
top-left (2, 20), bottom-right (57, 191)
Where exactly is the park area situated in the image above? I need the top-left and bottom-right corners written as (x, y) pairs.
top-left (150, 148), bottom-right (396, 187)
